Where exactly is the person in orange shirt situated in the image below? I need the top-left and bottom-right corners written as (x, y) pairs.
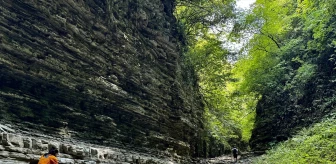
top-left (38, 147), bottom-right (59, 164)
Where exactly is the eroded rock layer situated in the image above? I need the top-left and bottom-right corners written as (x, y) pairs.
top-left (0, 124), bottom-right (187, 163)
top-left (0, 0), bottom-right (205, 161)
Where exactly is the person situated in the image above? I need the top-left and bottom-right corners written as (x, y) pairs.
top-left (38, 147), bottom-right (59, 164)
top-left (232, 146), bottom-right (238, 162)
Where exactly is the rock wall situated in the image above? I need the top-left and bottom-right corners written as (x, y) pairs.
top-left (0, 124), bottom-right (187, 163)
top-left (0, 0), bottom-right (206, 162)
top-left (250, 70), bottom-right (336, 151)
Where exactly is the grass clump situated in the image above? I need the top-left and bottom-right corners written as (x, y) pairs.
top-left (253, 114), bottom-right (336, 164)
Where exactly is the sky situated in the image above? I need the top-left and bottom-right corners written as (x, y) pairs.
top-left (221, 0), bottom-right (257, 61)
top-left (236, 0), bottom-right (256, 9)
top-left (210, 0), bottom-right (257, 57)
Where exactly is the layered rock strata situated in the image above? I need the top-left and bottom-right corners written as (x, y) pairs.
top-left (0, 0), bottom-right (205, 162)
top-left (0, 124), bottom-right (186, 163)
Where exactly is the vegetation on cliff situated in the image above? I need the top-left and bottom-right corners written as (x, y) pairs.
top-left (253, 113), bottom-right (336, 163)
top-left (175, 0), bottom-right (336, 158)
top-left (234, 0), bottom-right (336, 150)
top-left (174, 0), bottom-right (258, 152)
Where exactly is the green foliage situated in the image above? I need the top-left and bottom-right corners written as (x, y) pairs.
top-left (175, 0), bottom-right (259, 149)
top-left (232, 0), bottom-right (297, 95)
top-left (252, 113), bottom-right (336, 164)
top-left (185, 32), bottom-right (258, 147)
top-left (175, 0), bottom-right (235, 43)
top-left (188, 34), bottom-right (237, 142)
top-left (284, 63), bottom-right (317, 102)
top-left (233, 0), bottom-right (336, 150)
top-left (179, 0), bottom-right (336, 151)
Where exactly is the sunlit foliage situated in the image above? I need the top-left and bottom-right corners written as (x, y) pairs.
top-left (175, 0), bottom-right (258, 148)
top-left (175, 0), bottom-right (235, 43)
top-left (233, 0), bottom-right (336, 152)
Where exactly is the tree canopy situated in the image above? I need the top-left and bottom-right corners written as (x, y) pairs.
top-left (232, 0), bottom-right (336, 151)
top-left (175, 0), bottom-right (336, 155)
top-left (175, 0), bottom-right (258, 150)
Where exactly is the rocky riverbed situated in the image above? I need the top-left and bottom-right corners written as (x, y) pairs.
top-left (195, 152), bottom-right (260, 164)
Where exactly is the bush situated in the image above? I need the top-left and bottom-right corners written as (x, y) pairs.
top-left (253, 113), bottom-right (336, 164)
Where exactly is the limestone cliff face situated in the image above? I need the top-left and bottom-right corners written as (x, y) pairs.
top-left (0, 0), bottom-right (205, 160)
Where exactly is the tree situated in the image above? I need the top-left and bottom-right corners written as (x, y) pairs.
top-left (175, 0), bottom-right (259, 149)
top-left (175, 0), bottom-right (235, 43)
top-left (232, 0), bottom-right (336, 150)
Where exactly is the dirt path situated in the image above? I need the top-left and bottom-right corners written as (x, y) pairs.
top-left (196, 152), bottom-right (258, 164)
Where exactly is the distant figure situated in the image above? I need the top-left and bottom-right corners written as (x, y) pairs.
top-left (232, 146), bottom-right (238, 162)
top-left (38, 147), bottom-right (59, 164)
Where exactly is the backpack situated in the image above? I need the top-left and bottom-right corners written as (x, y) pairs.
top-left (232, 148), bottom-right (238, 155)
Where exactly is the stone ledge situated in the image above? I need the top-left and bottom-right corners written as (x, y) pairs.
top-left (0, 131), bottom-right (187, 164)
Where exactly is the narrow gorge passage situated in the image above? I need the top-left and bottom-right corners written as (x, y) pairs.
top-left (2, 0), bottom-right (336, 163)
